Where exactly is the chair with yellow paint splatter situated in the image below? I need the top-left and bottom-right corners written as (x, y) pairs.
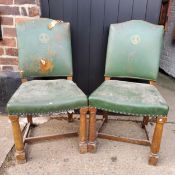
top-left (7, 18), bottom-right (88, 164)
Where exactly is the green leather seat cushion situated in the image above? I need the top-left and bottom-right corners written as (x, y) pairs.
top-left (7, 79), bottom-right (87, 115)
top-left (89, 80), bottom-right (169, 116)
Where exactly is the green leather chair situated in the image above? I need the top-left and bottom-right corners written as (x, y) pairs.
top-left (88, 20), bottom-right (169, 166)
top-left (7, 18), bottom-right (88, 164)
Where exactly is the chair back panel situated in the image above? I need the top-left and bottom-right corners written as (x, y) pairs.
top-left (105, 20), bottom-right (164, 81)
top-left (16, 18), bottom-right (73, 78)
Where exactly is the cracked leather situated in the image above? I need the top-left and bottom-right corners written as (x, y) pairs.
top-left (7, 79), bottom-right (87, 115)
top-left (89, 80), bottom-right (169, 116)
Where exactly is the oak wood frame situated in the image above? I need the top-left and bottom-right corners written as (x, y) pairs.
top-left (79, 107), bottom-right (89, 153)
top-left (88, 107), bottom-right (97, 153)
top-left (88, 77), bottom-right (167, 166)
top-left (9, 76), bottom-right (88, 164)
top-left (9, 116), bottom-right (26, 164)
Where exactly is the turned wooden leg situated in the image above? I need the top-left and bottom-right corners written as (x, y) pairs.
top-left (88, 107), bottom-right (97, 153)
top-left (103, 111), bottom-right (108, 123)
top-left (9, 116), bottom-right (26, 164)
top-left (27, 115), bottom-right (33, 124)
top-left (149, 117), bottom-right (167, 166)
top-left (79, 107), bottom-right (88, 154)
top-left (68, 112), bottom-right (74, 122)
top-left (142, 116), bottom-right (149, 128)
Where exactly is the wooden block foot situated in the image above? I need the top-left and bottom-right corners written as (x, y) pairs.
top-left (88, 142), bottom-right (97, 153)
top-left (15, 151), bottom-right (26, 164)
top-left (148, 154), bottom-right (159, 166)
top-left (79, 142), bottom-right (88, 154)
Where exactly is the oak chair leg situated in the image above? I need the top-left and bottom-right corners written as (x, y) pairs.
top-left (79, 107), bottom-right (88, 154)
top-left (9, 116), bottom-right (26, 164)
top-left (88, 107), bottom-right (97, 153)
top-left (103, 111), bottom-right (108, 123)
top-left (68, 112), bottom-right (74, 122)
top-left (27, 115), bottom-right (33, 124)
top-left (149, 117), bottom-right (167, 166)
top-left (142, 116), bottom-right (149, 128)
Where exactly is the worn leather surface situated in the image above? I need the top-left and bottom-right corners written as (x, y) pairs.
top-left (105, 20), bottom-right (164, 81)
top-left (89, 80), bottom-right (169, 116)
top-left (16, 18), bottom-right (73, 78)
top-left (7, 79), bottom-right (87, 115)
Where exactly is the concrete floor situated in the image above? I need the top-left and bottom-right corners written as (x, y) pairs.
top-left (0, 72), bottom-right (175, 175)
top-left (0, 116), bottom-right (26, 168)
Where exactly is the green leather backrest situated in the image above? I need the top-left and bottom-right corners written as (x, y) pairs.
top-left (16, 18), bottom-right (73, 78)
top-left (105, 20), bottom-right (164, 81)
